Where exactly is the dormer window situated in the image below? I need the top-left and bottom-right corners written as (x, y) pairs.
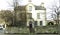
top-left (29, 6), bottom-right (32, 11)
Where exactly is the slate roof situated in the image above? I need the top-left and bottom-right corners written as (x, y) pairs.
top-left (14, 6), bottom-right (26, 11)
top-left (35, 6), bottom-right (46, 10)
top-left (14, 5), bottom-right (46, 11)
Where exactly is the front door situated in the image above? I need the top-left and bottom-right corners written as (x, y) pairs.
top-left (29, 21), bottom-right (35, 33)
top-left (29, 21), bottom-right (32, 28)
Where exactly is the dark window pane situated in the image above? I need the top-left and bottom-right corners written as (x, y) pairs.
top-left (34, 21), bottom-right (37, 26)
top-left (40, 21), bottom-right (42, 25)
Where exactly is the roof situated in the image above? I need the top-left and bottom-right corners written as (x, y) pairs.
top-left (35, 6), bottom-right (46, 10)
top-left (14, 5), bottom-right (46, 11)
top-left (14, 6), bottom-right (26, 11)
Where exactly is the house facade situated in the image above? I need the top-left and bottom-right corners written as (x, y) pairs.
top-left (14, 2), bottom-right (47, 26)
top-left (26, 2), bottom-right (46, 26)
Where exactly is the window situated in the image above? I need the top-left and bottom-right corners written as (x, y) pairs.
top-left (34, 21), bottom-right (37, 26)
top-left (18, 13), bottom-right (26, 21)
top-left (29, 6), bottom-right (32, 11)
top-left (40, 21), bottom-right (43, 26)
top-left (27, 13), bottom-right (32, 19)
top-left (37, 13), bottom-right (40, 19)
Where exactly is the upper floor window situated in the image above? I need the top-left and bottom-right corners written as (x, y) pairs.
top-left (27, 13), bottom-right (32, 19)
top-left (37, 13), bottom-right (40, 19)
top-left (29, 6), bottom-right (32, 11)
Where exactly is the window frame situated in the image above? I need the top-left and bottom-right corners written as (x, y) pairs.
top-left (29, 6), bottom-right (32, 11)
top-left (37, 13), bottom-right (40, 19)
top-left (27, 13), bottom-right (32, 19)
top-left (34, 21), bottom-right (37, 26)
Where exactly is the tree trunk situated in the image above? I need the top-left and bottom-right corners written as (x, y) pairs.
top-left (57, 14), bottom-right (59, 24)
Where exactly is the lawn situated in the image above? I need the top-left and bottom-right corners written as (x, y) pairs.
top-left (4, 25), bottom-right (58, 34)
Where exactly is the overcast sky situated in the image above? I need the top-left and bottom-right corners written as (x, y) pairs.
top-left (0, 0), bottom-right (59, 10)
top-left (0, 0), bottom-right (59, 20)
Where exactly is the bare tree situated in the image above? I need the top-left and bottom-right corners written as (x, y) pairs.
top-left (48, 0), bottom-right (60, 24)
top-left (0, 10), bottom-right (13, 25)
top-left (6, 0), bottom-right (27, 26)
top-left (52, 6), bottom-right (60, 24)
top-left (6, 0), bottom-right (18, 25)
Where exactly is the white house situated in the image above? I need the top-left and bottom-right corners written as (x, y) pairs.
top-left (26, 2), bottom-right (46, 26)
top-left (14, 1), bottom-right (47, 26)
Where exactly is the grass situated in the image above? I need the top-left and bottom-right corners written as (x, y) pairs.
top-left (35, 26), bottom-right (58, 33)
top-left (5, 26), bottom-right (58, 34)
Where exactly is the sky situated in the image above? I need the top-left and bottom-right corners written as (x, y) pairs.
top-left (0, 0), bottom-right (58, 10)
top-left (0, 0), bottom-right (59, 9)
top-left (0, 0), bottom-right (59, 10)
top-left (0, 0), bottom-right (59, 20)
